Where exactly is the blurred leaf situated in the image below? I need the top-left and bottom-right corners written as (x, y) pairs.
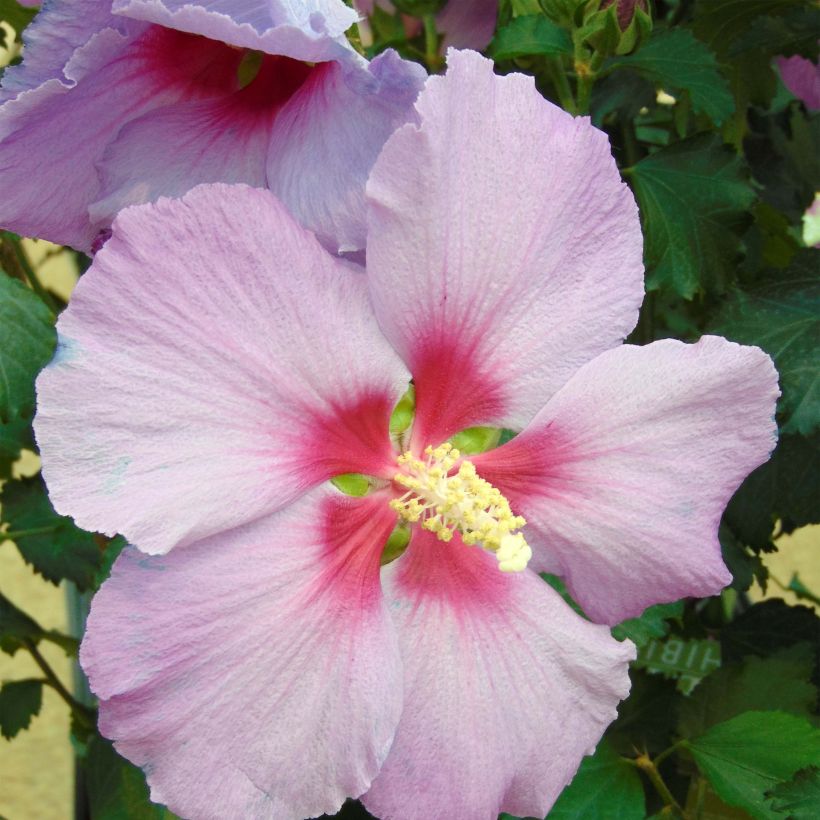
top-left (491, 14), bottom-right (572, 61)
top-left (608, 669), bottom-right (681, 755)
top-left (590, 68), bottom-right (655, 128)
top-left (0, 678), bottom-right (42, 739)
top-left (0, 0), bottom-right (37, 45)
top-left (678, 645), bottom-right (817, 739)
top-left (608, 28), bottom-right (734, 124)
top-left (0, 270), bottom-right (56, 452)
top-left (728, 6), bottom-right (820, 60)
top-left (629, 134), bottom-right (756, 298)
top-left (85, 736), bottom-right (179, 819)
top-left (612, 600), bottom-right (684, 647)
top-left (686, 711), bottom-right (820, 819)
top-left (787, 574), bottom-right (820, 608)
top-left (720, 523), bottom-right (769, 591)
top-left (710, 250), bottom-right (820, 435)
top-left (721, 600), bottom-right (820, 665)
top-left (546, 739), bottom-right (645, 819)
top-left (725, 433), bottom-right (820, 550)
top-left (766, 766), bottom-right (820, 819)
top-left (1, 475), bottom-right (103, 590)
top-left (634, 636), bottom-right (721, 694)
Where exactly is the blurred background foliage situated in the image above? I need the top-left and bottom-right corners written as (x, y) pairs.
top-left (0, 0), bottom-right (818, 818)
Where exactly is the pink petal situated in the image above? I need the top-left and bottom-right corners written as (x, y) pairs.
top-left (89, 55), bottom-right (315, 227)
top-left (82, 488), bottom-right (403, 820)
top-left (366, 50), bottom-right (643, 448)
top-left (0, 25), bottom-right (240, 250)
top-left (437, 0), bottom-right (498, 50)
top-left (474, 337), bottom-right (780, 625)
top-left (113, 0), bottom-right (358, 62)
top-left (362, 529), bottom-right (634, 820)
top-left (777, 55), bottom-right (820, 111)
top-left (268, 50), bottom-right (425, 253)
top-left (35, 184), bottom-right (409, 555)
top-left (0, 0), bottom-right (124, 103)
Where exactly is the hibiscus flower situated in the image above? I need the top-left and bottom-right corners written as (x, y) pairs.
top-left (35, 50), bottom-right (779, 820)
top-left (0, 0), bottom-right (424, 253)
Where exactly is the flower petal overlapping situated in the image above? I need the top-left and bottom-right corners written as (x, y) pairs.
top-left (0, 0), bottom-right (424, 253)
top-left (36, 49), bottom-right (780, 820)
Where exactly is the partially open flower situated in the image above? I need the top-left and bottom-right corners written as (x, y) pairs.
top-left (36, 49), bottom-right (779, 820)
top-left (0, 0), bottom-right (425, 253)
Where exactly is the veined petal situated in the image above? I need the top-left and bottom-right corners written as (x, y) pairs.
top-left (362, 529), bottom-right (634, 820)
top-left (0, 0), bottom-right (125, 103)
top-left (112, 0), bottom-right (358, 62)
top-left (0, 25), bottom-right (240, 250)
top-left (89, 55), bottom-right (314, 227)
top-left (35, 184), bottom-right (409, 555)
top-left (366, 49), bottom-right (643, 447)
top-left (268, 50), bottom-right (426, 253)
top-left (82, 488), bottom-right (403, 820)
top-left (474, 337), bottom-right (780, 625)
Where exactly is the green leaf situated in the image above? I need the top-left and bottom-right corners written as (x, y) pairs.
top-left (490, 15), bottom-right (573, 60)
top-left (686, 711), bottom-right (820, 819)
top-left (629, 134), bottom-right (756, 298)
top-left (612, 600), bottom-right (684, 648)
top-left (449, 426), bottom-right (501, 455)
top-left (0, 678), bottom-right (43, 739)
top-left (633, 636), bottom-right (721, 694)
top-left (85, 736), bottom-right (179, 819)
top-left (787, 574), bottom-right (820, 608)
top-left (725, 433), bottom-right (820, 550)
top-left (678, 646), bottom-right (817, 739)
top-left (1, 475), bottom-right (103, 591)
top-left (0, 591), bottom-right (45, 655)
top-left (608, 28), bottom-right (734, 125)
top-left (546, 739), bottom-right (645, 819)
top-left (766, 767), bottom-right (820, 819)
top-left (0, 591), bottom-right (78, 657)
top-left (721, 600), bottom-right (820, 664)
top-left (0, 270), bottom-right (56, 452)
top-left (710, 250), bottom-right (820, 434)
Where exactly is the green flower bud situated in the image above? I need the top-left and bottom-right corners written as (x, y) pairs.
top-left (579, 0), bottom-right (651, 56)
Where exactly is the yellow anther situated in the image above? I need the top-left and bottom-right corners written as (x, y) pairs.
top-left (390, 444), bottom-right (531, 573)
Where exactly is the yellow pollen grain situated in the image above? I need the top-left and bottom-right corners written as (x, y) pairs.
top-left (389, 442), bottom-right (532, 573)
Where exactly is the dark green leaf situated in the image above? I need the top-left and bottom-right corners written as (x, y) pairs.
top-left (490, 15), bottom-right (572, 60)
top-left (612, 600), bottom-right (684, 647)
top-left (608, 28), bottom-right (734, 125)
top-left (1, 475), bottom-right (103, 590)
top-left (725, 433), bottom-right (820, 550)
top-left (721, 600), bottom-right (820, 665)
top-left (85, 736), bottom-right (179, 819)
top-left (629, 134), bottom-right (756, 298)
top-left (546, 739), bottom-right (645, 819)
top-left (710, 250), bottom-right (820, 434)
top-left (0, 270), bottom-right (55, 423)
top-left (766, 767), bottom-right (820, 819)
top-left (0, 678), bottom-right (42, 739)
top-left (678, 645), bottom-right (817, 739)
top-left (686, 711), bottom-right (820, 819)
top-left (0, 591), bottom-right (44, 655)
top-left (728, 6), bottom-right (820, 60)
top-left (720, 523), bottom-right (769, 591)
top-left (0, 591), bottom-right (77, 657)
top-left (590, 68), bottom-right (655, 128)
top-left (608, 669), bottom-right (681, 756)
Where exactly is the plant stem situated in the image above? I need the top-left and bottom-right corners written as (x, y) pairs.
top-left (630, 752), bottom-right (684, 814)
top-left (23, 638), bottom-right (95, 728)
top-left (3, 525), bottom-right (59, 541)
top-left (547, 57), bottom-right (577, 114)
top-left (422, 14), bottom-right (441, 72)
top-left (2, 235), bottom-right (58, 313)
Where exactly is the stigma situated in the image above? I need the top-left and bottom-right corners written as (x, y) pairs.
top-left (389, 443), bottom-right (532, 573)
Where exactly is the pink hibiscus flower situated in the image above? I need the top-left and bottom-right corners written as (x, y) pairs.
top-left (0, 0), bottom-right (425, 253)
top-left (35, 50), bottom-right (779, 820)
